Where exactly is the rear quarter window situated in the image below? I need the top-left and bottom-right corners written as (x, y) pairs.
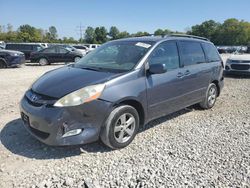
top-left (179, 41), bottom-right (206, 66)
top-left (202, 43), bottom-right (221, 62)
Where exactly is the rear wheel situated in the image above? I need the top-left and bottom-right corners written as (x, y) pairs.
top-left (38, 58), bottom-right (48, 66)
top-left (100, 105), bottom-right (139, 149)
top-left (199, 83), bottom-right (218, 109)
top-left (0, 60), bottom-right (7, 69)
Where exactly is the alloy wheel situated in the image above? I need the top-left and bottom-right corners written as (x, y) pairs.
top-left (208, 86), bottom-right (216, 106)
top-left (114, 113), bottom-right (136, 143)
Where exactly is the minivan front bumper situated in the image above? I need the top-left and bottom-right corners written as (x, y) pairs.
top-left (20, 95), bottom-right (113, 146)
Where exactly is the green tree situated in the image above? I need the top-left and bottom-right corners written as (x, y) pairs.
top-left (49, 26), bottom-right (58, 41)
top-left (109, 26), bottom-right (120, 40)
top-left (95, 26), bottom-right (107, 43)
top-left (117, 31), bottom-right (130, 39)
top-left (17, 24), bottom-right (42, 42)
top-left (154, 29), bottom-right (172, 36)
top-left (188, 20), bottom-right (220, 41)
top-left (216, 18), bottom-right (250, 45)
top-left (131, 31), bottom-right (149, 37)
top-left (85, 26), bottom-right (96, 43)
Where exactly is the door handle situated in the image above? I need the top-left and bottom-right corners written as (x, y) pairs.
top-left (184, 70), bottom-right (190, 75)
top-left (177, 72), bottom-right (184, 78)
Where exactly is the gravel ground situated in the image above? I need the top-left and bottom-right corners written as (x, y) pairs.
top-left (0, 62), bottom-right (249, 188)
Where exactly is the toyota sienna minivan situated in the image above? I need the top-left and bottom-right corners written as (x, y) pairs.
top-left (20, 35), bottom-right (224, 149)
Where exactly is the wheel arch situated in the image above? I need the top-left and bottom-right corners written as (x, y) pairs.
top-left (0, 58), bottom-right (7, 67)
top-left (211, 80), bottom-right (220, 96)
top-left (113, 98), bottom-right (145, 127)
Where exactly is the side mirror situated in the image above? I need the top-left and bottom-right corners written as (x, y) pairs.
top-left (148, 63), bottom-right (167, 74)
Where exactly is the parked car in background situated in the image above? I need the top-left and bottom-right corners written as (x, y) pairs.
top-left (225, 54), bottom-right (250, 75)
top-left (72, 45), bottom-right (89, 55)
top-left (30, 45), bottom-right (83, 65)
top-left (84, 44), bottom-right (100, 51)
top-left (0, 46), bottom-right (4, 49)
top-left (247, 45), bottom-right (250, 53)
top-left (20, 35), bottom-right (224, 149)
top-left (5, 43), bottom-right (44, 60)
top-left (0, 41), bottom-right (5, 49)
top-left (50, 44), bottom-right (86, 55)
top-left (0, 49), bottom-right (25, 68)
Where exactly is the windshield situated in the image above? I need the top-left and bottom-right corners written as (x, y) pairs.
top-left (74, 41), bottom-right (154, 72)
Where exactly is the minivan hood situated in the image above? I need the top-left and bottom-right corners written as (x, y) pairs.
top-left (32, 66), bottom-right (120, 98)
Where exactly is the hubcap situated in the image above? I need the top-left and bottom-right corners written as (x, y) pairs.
top-left (74, 57), bottom-right (81, 62)
top-left (39, 58), bottom-right (47, 65)
top-left (114, 113), bottom-right (135, 143)
top-left (208, 87), bottom-right (216, 106)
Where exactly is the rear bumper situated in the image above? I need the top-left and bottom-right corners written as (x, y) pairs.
top-left (20, 96), bottom-right (113, 146)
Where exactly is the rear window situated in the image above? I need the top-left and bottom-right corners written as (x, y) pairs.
top-left (202, 43), bottom-right (221, 62)
top-left (179, 41), bottom-right (205, 66)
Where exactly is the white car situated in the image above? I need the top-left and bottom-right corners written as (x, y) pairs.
top-left (72, 45), bottom-right (89, 55)
top-left (83, 44), bottom-right (100, 51)
top-left (225, 54), bottom-right (250, 75)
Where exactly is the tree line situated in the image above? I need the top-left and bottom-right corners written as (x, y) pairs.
top-left (0, 18), bottom-right (249, 45)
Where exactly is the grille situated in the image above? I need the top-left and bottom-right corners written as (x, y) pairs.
top-left (231, 64), bottom-right (250, 70)
top-left (25, 90), bottom-right (57, 106)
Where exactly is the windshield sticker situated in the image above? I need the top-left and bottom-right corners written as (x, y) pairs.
top-left (135, 42), bottom-right (151, 48)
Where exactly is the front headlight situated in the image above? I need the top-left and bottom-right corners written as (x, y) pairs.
top-left (54, 84), bottom-right (105, 107)
top-left (10, 53), bottom-right (19, 56)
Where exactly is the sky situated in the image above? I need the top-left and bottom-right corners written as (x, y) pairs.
top-left (1, 0), bottom-right (250, 39)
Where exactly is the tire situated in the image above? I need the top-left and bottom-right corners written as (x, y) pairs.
top-left (38, 58), bottom-right (48, 66)
top-left (100, 105), bottom-right (139, 149)
top-left (74, 56), bottom-right (81, 62)
top-left (0, 60), bottom-right (7, 69)
top-left (199, 83), bottom-right (218, 109)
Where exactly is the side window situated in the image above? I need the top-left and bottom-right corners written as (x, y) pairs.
top-left (202, 43), bottom-right (221, 62)
top-left (179, 41), bottom-right (205, 66)
top-left (148, 41), bottom-right (179, 70)
top-left (58, 47), bottom-right (68, 53)
top-left (43, 47), bottom-right (56, 53)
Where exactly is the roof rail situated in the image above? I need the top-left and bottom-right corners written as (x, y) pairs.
top-left (166, 34), bottom-right (210, 41)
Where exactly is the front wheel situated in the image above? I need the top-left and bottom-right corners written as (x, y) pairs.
top-left (199, 83), bottom-right (218, 109)
top-left (74, 56), bottom-right (81, 62)
top-left (38, 58), bottom-right (48, 66)
top-left (100, 105), bottom-right (139, 149)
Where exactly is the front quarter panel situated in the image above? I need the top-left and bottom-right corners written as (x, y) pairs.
top-left (100, 69), bottom-right (147, 115)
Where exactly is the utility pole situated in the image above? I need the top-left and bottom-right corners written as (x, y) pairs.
top-left (76, 23), bottom-right (84, 42)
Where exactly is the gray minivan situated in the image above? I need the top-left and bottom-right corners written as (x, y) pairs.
top-left (20, 35), bottom-right (224, 149)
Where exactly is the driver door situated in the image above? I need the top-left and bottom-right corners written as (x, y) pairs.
top-left (146, 41), bottom-right (189, 120)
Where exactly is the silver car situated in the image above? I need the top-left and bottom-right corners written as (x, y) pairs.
top-left (225, 54), bottom-right (250, 75)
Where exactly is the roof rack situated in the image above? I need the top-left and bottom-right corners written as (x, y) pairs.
top-left (133, 34), bottom-right (210, 41)
top-left (165, 34), bottom-right (210, 41)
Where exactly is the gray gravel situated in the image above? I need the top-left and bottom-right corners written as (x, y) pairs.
top-left (0, 64), bottom-right (249, 188)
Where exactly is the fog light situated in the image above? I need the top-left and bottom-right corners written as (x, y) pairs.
top-left (62, 129), bottom-right (82, 138)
